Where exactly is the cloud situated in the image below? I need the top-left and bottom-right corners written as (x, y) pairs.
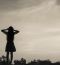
top-left (56, 0), bottom-right (60, 5)
top-left (0, 0), bottom-right (45, 12)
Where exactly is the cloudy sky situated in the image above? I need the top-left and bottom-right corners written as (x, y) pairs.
top-left (0, 0), bottom-right (60, 63)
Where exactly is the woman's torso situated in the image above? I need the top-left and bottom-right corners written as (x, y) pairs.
top-left (7, 32), bottom-right (14, 43)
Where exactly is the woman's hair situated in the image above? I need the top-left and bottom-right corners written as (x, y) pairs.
top-left (8, 26), bottom-right (14, 31)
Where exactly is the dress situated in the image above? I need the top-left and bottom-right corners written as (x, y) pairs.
top-left (5, 32), bottom-right (16, 52)
top-left (5, 42), bottom-right (16, 52)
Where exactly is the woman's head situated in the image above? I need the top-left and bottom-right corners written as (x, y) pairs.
top-left (8, 26), bottom-right (14, 32)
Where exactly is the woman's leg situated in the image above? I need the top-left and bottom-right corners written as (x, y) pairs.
top-left (6, 52), bottom-right (9, 62)
top-left (10, 52), bottom-right (13, 63)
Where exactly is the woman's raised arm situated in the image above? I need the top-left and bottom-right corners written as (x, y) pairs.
top-left (1, 29), bottom-right (8, 34)
top-left (14, 30), bottom-right (19, 34)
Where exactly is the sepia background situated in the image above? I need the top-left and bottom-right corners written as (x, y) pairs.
top-left (0, 0), bottom-right (60, 63)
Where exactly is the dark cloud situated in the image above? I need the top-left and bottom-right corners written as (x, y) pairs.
top-left (0, 0), bottom-right (45, 12)
top-left (56, 0), bottom-right (60, 5)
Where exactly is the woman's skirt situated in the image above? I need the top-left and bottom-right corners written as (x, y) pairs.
top-left (5, 42), bottom-right (16, 52)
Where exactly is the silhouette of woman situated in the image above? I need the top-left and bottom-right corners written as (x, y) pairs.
top-left (1, 26), bottom-right (19, 63)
